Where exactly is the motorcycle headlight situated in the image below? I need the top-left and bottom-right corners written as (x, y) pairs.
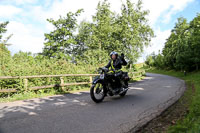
top-left (100, 74), bottom-right (104, 79)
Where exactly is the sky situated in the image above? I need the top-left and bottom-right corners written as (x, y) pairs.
top-left (0, 0), bottom-right (200, 62)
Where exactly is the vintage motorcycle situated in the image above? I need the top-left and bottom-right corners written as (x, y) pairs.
top-left (90, 67), bottom-right (129, 103)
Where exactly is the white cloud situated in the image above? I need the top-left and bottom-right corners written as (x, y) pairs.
top-left (143, 0), bottom-right (171, 25)
top-left (162, 0), bottom-right (194, 23)
top-left (5, 21), bottom-right (44, 54)
top-left (138, 28), bottom-right (171, 63)
top-left (171, 0), bottom-right (194, 11)
top-left (13, 0), bottom-right (38, 5)
top-left (147, 28), bottom-right (171, 55)
top-left (142, 0), bottom-right (194, 25)
top-left (0, 5), bottom-right (22, 18)
top-left (31, 0), bottom-right (98, 22)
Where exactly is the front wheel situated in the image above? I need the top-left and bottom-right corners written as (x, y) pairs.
top-left (90, 83), bottom-right (106, 103)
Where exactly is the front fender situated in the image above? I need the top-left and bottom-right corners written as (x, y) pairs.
top-left (92, 76), bottom-right (102, 84)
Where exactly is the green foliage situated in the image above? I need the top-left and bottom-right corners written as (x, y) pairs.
top-left (0, 50), bottom-right (143, 100)
top-left (43, 0), bottom-right (154, 64)
top-left (146, 14), bottom-right (200, 72)
top-left (145, 51), bottom-right (164, 69)
top-left (0, 22), bottom-right (12, 76)
top-left (43, 9), bottom-right (83, 59)
top-left (118, 0), bottom-right (154, 63)
top-left (163, 17), bottom-right (191, 71)
top-left (0, 43), bottom-right (12, 75)
top-left (83, 0), bottom-right (153, 63)
top-left (0, 49), bottom-right (112, 98)
top-left (145, 53), bottom-right (155, 67)
top-left (189, 13), bottom-right (200, 71)
top-left (0, 21), bottom-right (9, 41)
top-left (153, 53), bottom-right (164, 69)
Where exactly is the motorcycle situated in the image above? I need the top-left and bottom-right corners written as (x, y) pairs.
top-left (90, 67), bottom-right (129, 103)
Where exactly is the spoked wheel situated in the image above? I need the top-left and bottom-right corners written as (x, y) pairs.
top-left (90, 83), bottom-right (106, 103)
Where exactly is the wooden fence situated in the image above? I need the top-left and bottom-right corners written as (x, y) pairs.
top-left (0, 70), bottom-right (145, 93)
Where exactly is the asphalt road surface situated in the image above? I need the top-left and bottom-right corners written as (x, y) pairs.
top-left (0, 73), bottom-right (185, 133)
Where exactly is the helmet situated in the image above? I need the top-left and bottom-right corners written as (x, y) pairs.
top-left (110, 51), bottom-right (118, 57)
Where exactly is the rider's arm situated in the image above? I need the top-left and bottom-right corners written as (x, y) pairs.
top-left (121, 58), bottom-right (127, 66)
top-left (105, 61), bottom-right (111, 68)
top-left (120, 53), bottom-right (127, 66)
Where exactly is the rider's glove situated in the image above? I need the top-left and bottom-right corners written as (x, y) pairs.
top-left (121, 53), bottom-right (124, 59)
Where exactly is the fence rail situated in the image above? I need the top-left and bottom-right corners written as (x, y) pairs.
top-left (0, 74), bottom-right (101, 79)
top-left (0, 70), bottom-right (145, 93)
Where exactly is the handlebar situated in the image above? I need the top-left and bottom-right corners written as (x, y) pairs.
top-left (99, 67), bottom-right (109, 73)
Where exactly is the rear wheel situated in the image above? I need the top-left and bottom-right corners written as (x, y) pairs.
top-left (90, 83), bottom-right (106, 103)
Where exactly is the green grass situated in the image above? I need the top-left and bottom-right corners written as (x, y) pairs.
top-left (0, 86), bottom-right (90, 103)
top-left (0, 90), bottom-right (58, 103)
top-left (147, 68), bottom-right (200, 133)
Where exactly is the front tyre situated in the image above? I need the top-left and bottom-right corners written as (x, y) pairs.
top-left (90, 83), bottom-right (106, 103)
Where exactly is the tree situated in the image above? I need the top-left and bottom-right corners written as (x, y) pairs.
top-left (0, 21), bottom-right (9, 41)
top-left (0, 21), bottom-right (12, 76)
top-left (145, 54), bottom-right (154, 67)
top-left (43, 9), bottom-right (83, 59)
top-left (80, 0), bottom-right (154, 64)
top-left (152, 14), bottom-right (200, 71)
top-left (117, 0), bottom-right (154, 63)
top-left (42, 0), bottom-right (154, 66)
top-left (162, 17), bottom-right (191, 70)
top-left (73, 20), bottom-right (91, 57)
top-left (189, 13), bottom-right (200, 70)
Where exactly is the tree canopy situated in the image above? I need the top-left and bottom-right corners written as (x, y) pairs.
top-left (146, 13), bottom-right (200, 71)
top-left (42, 0), bottom-right (154, 65)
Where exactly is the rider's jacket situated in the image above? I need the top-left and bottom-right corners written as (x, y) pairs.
top-left (105, 57), bottom-right (127, 72)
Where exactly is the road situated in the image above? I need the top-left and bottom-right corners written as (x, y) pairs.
top-left (0, 73), bottom-right (185, 133)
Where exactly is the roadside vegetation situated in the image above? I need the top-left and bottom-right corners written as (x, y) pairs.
top-left (144, 13), bottom-right (200, 133)
top-left (0, 0), bottom-right (151, 102)
top-left (145, 13), bottom-right (200, 72)
top-left (142, 68), bottom-right (199, 132)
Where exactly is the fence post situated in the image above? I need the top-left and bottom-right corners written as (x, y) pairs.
top-left (143, 70), bottom-right (145, 75)
top-left (24, 78), bottom-right (28, 91)
top-left (90, 76), bottom-right (93, 83)
top-left (60, 77), bottom-right (64, 91)
top-left (47, 77), bottom-right (50, 84)
top-left (89, 76), bottom-right (93, 87)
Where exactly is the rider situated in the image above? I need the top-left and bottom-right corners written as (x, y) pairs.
top-left (104, 51), bottom-right (128, 92)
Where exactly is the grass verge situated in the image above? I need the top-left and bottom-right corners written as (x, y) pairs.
top-left (0, 86), bottom-right (90, 103)
top-left (139, 68), bottom-right (200, 133)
